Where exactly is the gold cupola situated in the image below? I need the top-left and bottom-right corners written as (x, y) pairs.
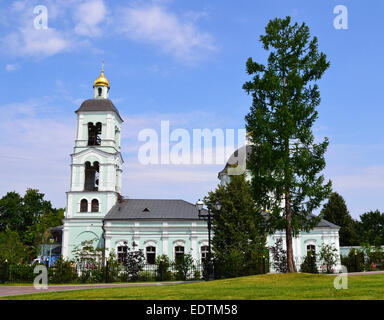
top-left (93, 61), bottom-right (110, 88)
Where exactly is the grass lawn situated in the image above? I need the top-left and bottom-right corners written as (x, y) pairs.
top-left (2, 273), bottom-right (384, 300)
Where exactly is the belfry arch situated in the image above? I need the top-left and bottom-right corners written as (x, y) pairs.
top-left (84, 161), bottom-right (99, 191)
top-left (88, 122), bottom-right (102, 146)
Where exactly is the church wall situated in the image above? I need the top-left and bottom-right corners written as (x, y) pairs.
top-left (267, 228), bottom-right (341, 272)
top-left (104, 220), bottom-right (209, 263)
top-left (62, 219), bottom-right (104, 261)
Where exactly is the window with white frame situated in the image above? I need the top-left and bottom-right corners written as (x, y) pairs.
top-left (91, 199), bottom-right (99, 212)
top-left (80, 199), bottom-right (88, 212)
top-left (117, 244), bottom-right (128, 264)
top-left (307, 244), bottom-right (316, 255)
top-left (201, 245), bottom-right (209, 264)
top-left (146, 246), bottom-right (156, 264)
top-left (175, 246), bottom-right (185, 264)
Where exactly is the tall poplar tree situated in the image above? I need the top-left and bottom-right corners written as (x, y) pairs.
top-left (244, 17), bottom-right (332, 272)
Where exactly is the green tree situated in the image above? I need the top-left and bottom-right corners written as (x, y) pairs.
top-left (0, 189), bottom-right (64, 261)
top-left (300, 249), bottom-right (318, 274)
top-left (320, 192), bottom-right (358, 246)
top-left (356, 210), bottom-right (384, 246)
top-left (205, 174), bottom-right (266, 278)
top-left (0, 192), bottom-right (23, 232)
top-left (0, 229), bottom-right (28, 264)
top-left (244, 16), bottom-right (332, 272)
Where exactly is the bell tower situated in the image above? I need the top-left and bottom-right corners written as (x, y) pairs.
top-left (62, 64), bottom-right (124, 259)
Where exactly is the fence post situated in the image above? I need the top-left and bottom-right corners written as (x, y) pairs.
top-left (105, 260), bottom-right (109, 283)
top-left (2, 260), bottom-right (8, 283)
top-left (354, 251), bottom-right (357, 272)
top-left (159, 260), bottom-right (163, 281)
top-left (263, 255), bottom-right (266, 274)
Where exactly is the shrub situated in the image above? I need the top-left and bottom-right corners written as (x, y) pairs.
top-left (214, 249), bottom-right (245, 279)
top-left (318, 244), bottom-right (338, 273)
top-left (7, 264), bottom-right (35, 283)
top-left (342, 249), bottom-right (364, 272)
top-left (138, 270), bottom-right (156, 282)
top-left (50, 256), bottom-right (77, 283)
top-left (155, 255), bottom-right (172, 281)
top-left (269, 238), bottom-right (287, 273)
top-left (300, 250), bottom-right (318, 274)
top-left (173, 254), bottom-right (194, 280)
top-left (362, 244), bottom-right (383, 271)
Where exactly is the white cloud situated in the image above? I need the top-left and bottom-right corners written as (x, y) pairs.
top-left (3, 27), bottom-right (70, 57)
top-left (74, 0), bottom-right (107, 37)
top-left (5, 63), bottom-right (20, 71)
top-left (0, 1), bottom-right (216, 63)
top-left (117, 5), bottom-right (216, 62)
top-left (0, 98), bottom-right (75, 208)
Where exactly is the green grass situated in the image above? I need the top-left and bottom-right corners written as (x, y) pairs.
top-left (2, 273), bottom-right (384, 300)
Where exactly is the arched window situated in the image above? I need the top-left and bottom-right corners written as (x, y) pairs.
top-left (91, 199), bottom-right (99, 212)
top-left (80, 199), bottom-right (88, 212)
top-left (84, 161), bottom-right (99, 191)
top-left (98, 87), bottom-right (102, 96)
top-left (307, 244), bottom-right (316, 255)
top-left (175, 246), bottom-right (185, 264)
top-left (87, 122), bottom-right (102, 146)
top-left (117, 243), bottom-right (128, 264)
top-left (146, 246), bottom-right (156, 265)
top-left (201, 245), bottom-right (209, 263)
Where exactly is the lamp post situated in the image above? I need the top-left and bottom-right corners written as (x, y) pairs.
top-left (195, 199), bottom-right (222, 281)
top-left (49, 238), bottom-right (54, 267)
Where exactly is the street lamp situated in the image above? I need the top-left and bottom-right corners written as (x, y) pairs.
top-left (195, 199), bottom-right (222, 281)
top-left (49, 238), bottom-right (54, 267)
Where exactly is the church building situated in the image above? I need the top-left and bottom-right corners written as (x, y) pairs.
top-left (62, 68), bottom-right (342, 272)
top-left (61, 68), bottom-right (210, 265)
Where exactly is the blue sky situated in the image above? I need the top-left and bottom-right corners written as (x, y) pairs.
top-left (0, 0), bottom-right (383, 219)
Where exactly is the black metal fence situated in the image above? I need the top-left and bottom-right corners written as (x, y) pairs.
top-left (0, 261), bottom-right (205, 284)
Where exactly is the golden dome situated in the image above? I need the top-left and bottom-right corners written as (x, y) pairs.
top-left (93, 64), bottom-right (110, 88)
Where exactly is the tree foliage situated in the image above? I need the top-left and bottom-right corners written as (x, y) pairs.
top-left (0, 189), bottom-right (64, 261)
top-left (243, 16), bottom-right (331, 272)
top-left (300, 249), bottom-right (318, 273)
top-left (320, 192), bottom-right (358, 246)
top-left (205, 174), bottom-right (266, 278)
top-left (0, 229), bottom-right (28, 264)
top-left (357, 210), bottom-right (384, 246)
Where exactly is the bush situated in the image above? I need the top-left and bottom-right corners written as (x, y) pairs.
top-left (362, 244), bottom-right (383, 271)
top-left (7, 264), bottom-right (35, 283)
top-left (155, 255), bottom-right (172, 281)
top-left (269, 238), bottom-right (287, 273)
top-left (300, 250), bottom-right (318, 274)
top-left (214, 249), bottom-right (245, 279)
top-left (50, 256), bottom-right (77, 283)
top-left (173, 254), bottom-right (194, 281)
top-left (138, 270), bottom-right (156, 282)
top-left (318, 244), bottom-right (338, 274)
top-left (341, 249), bottom-right (364, 272)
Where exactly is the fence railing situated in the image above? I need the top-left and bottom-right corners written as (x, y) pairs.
top-left (0, 262), bottom-right (205, 284)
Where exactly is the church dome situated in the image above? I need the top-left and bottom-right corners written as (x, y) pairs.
top-left (93, 70), bottom-right (110, 88)
top-left (218, 144), bottom-right (252, 179)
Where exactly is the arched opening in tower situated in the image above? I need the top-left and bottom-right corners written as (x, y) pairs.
top-left (88, 122), bottom-right (102, 146)
top-left (84, 161), bottom-right (100, 191)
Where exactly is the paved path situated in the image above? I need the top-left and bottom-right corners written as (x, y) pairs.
top-left (327, 271), bottom-right (384, 276)
top-left (0, 281), bottom-right (200, 297)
